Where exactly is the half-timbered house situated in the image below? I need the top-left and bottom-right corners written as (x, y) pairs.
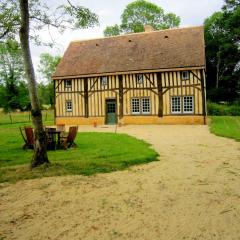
top-left (52, 26), bottom-right (207, 125)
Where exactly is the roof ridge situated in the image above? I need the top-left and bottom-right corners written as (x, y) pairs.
top-left (71, 25), bottom-right (203, 43)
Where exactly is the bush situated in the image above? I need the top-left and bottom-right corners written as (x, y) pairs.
top-left (227, 105), bottom-right (240, 116)
top-left (207, 101), bottom-right (240, 116)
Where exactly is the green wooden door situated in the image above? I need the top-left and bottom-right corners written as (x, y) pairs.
top-left (106, 100), bottom-right (117, 124)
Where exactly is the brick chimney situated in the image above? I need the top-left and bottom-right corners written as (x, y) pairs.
top-left (144, 25), bottom-right (154, 32)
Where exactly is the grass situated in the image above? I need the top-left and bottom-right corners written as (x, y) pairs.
top-left (0, 111), bottom-right (158, 183)
top-left (209, 116), bottom-right (240, 141)
top-left (0, 110), bottom-right (54, 125)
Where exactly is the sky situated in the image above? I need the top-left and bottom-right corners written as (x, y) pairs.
top-left (33, 0), bottom-right (224, 79)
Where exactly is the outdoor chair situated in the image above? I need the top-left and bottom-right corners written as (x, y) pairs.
top-left (60, 126), bottom-right (78, 149)
top-left (20, 126), bottom-right (34, 150)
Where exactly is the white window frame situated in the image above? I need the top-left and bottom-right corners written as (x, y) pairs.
top-left (183, 96), bottom-right (194, 114)
top-left (131, 98), bottom-right (140, 114)
top-left (101, 76), bottom-right (108, 86)
top-left (136, 74), bottom-right (144, 84)
top-left (131, 97), bottom-right (151, 115)
top-left (141, 98), bottom-right (151, 114)
top-left (171, 96), bottom-right (181, 114)
top-left (181, 71), bottom-right (190, 80)
top-left (65, 80), bottom-right (72, 88)
top-left (66, 101), bottom-right (72, 112)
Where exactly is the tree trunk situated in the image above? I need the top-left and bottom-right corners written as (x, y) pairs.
top-left (19, 0), bottom-right (49, 168)
top-left (216, 51), bottom-right (221, 89)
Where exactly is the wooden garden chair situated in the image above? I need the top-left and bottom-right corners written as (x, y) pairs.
top-left (19, 126), bottom-right (34, 150)
top-left (60, 126), bottom-right (78, 149)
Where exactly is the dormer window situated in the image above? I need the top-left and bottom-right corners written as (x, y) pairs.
top-left (65, 80), bottom-right (72, 88)
top-left (101, 76), bottom-right (108, 85)
top-left (181, 71), bottom-right (190, 80)
top-left (136, 74), bottom-right (144, 84)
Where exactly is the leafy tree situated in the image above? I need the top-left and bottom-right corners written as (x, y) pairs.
top-left (0, 0), bottom-right (99, 168)
top-left (0, 39), bottom-right (30, 112)
top-left (103, 0), bottom-right (180, 36)
top-left (204, 0), bottom-right (240, 102)
top-left (37, 53), bottom-right (61, 107)
top-left (103, 24), bottom-right (122, 37)
top-left (38, 53), bottom-right (61, 82)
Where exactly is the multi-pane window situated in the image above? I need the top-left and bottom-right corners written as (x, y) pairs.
top-left (171, 96), bottom-right (194, 114)
top-left (107, 103), bottom-right (116, 113)
top-left (183, 96), bottom-right (194, 113)
top-left (136, 74), bottom-right (144, 84)
top-left (131, 97), bottom-right (150, 114)
top-left (66, 101), bottom-right (72, 112)
top-left (142, 98), bottom-right (150, 114)
top-left (181, 71), bottom-right (190, 80)
top-left (131, 98), bottom-right (140, 114)
top-left (171, 97), bottom-right (181, 114)
top-left (101, 76), bottom-right (108, 85)
top-left (65, 80), bottom-right (72, 88)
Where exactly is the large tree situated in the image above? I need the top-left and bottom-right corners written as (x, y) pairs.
top-left (0, 39), bottom-right (30, 112)
top-left (204, 0), bottom-right (240, 102)
top-left (0, 0), bottom-right (98, 168)
top-left (104, 0), bottom-right (180, 37)
top-left (37, 53), bottom-right (61, 107)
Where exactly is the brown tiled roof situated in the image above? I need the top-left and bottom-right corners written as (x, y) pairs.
top-left (52, 26), bottom-right (205, 79)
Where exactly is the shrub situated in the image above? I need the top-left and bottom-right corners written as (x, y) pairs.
top-left (207, 101), bottom-right (240, 116)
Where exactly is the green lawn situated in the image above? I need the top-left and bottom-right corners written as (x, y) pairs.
top-left (0, 110), bottom-right (54, 125)
top-left (209, 116), bottom-right (240, 141)
top-left (0, 113), bottom-right (158, 183)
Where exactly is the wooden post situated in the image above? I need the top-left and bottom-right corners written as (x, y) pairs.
top-left (84, 78), bottom-right (89, 118)
top-left (119, 75), bottom-right (123, 119)
top-left (200, 69), bottom-right (206, 124)
top-left (157, 73), bottom-right (163, 117)
top-left (53, 80), bottom-right (56, 125)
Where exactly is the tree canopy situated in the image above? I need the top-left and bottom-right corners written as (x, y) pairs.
top-left (103, 0), bottom-right (180, 37)
top-left (0, 0), bottom-right (99, 43)
top-left (204, 0), bottom-right (240, 102)
top-left (0, 39), bottom-right (30, 111)
top-left (37, 53), bottom-right (61, 107)
top-left (38, 53), bottom-right (61, 83)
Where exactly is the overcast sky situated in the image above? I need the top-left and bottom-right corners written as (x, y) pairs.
top-left (33, 0), bottom-right (224, 79)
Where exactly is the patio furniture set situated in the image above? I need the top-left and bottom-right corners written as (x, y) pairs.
top-left (19, 125), bottom-right (78, 150)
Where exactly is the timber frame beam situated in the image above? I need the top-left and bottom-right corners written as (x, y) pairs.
top-left (84, 78), bottom-right (89, 118)
top-left (119, 75), bottom-right (123, 119)
top-left (200, 69), bottom-right (206, 124)
top-left (157, 73), bottom-right (163, 117)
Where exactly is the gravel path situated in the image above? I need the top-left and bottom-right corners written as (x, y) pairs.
top-left (0, 125), bottom-right (240, 240)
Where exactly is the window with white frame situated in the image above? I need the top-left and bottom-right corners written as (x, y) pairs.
top-left (181, 71), bottom-right (190, 80)
top-left (131, 97), bottom-right (151, 114)
top-left (65, 80), bottom-right (72, 88)
top-left (66, 101), bottom-right (72, 112)
top-left (136, 74), bottom-right (144, 84)
top-left (101, 76), bottom-right (108, 85)
top-left (183, 96), bottom-right (194, 113)
top-left (171, 97), bottom-right (181, 114)
top-left (142, 98), bottom-right (150, 114)
top-left (131, 98), bottom-right (140, 114)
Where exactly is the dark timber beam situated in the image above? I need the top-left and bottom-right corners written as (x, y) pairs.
top-left (157, 73), bottom-right (163, 117)
top-left (53, 80), bottom-right (56, 124)
top-left (119, 75), bottom-right (123, 119)
top-left (200, 69), bottom-right (206, 124)
top-left (84, 78), bottom-right (89, 118)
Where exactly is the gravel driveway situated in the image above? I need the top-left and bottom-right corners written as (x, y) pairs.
top-left (1, 125), bottom-right (240, 240)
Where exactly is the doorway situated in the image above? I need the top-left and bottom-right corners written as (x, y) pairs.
top-left (106, 99), bottom-right (117, 124)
